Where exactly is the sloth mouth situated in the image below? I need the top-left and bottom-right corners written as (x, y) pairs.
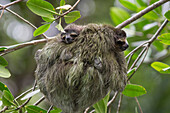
top-left (120, 44), bottom-right (129, 51)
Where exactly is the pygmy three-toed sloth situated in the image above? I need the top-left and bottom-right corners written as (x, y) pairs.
top-left (34, 24), bottom-right (128, 113)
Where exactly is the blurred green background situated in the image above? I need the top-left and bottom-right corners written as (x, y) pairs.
top-left (0, 0), bottom-right (170, 113)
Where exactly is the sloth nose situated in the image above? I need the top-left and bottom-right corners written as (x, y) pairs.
top-left (124, 44), bottom-right (129, 49)
top-left (65, 36), bottom-right (72, 44)
top-left (121, 44), bottom-right (129, 51)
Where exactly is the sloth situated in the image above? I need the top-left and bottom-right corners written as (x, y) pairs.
top-left (34, 24), bottom-right (128, 113)
top-left (61, 24), bottom-right (84, 44)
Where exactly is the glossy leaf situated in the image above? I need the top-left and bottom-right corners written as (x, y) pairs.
top-left (27, 0), bottom-right (57, 17)
top-left (153, 40), bottom-right (164, 51)
top-left (26, 105), bottom-right (47, 113)
top-left (151, 62), bottom-right (170, 74)
top-left (33, 24), bottom-right (50, 37)
top-left (0, 56), bottom-right (8, 67)
top-left (93, 93), bottom-right (110, 113)
top-left (55, 24), bottom-right (64, 32)
top-left (2, 90), bottom-right (15, 106)
top-left (0, 47), bottom-right (7, 52)
top-left (42, 16), bottom-right (55, 22)
top-left (136, 0), bottom-right (147, 7)
top-left (50, 108), bottom-right (62, 113)
top-left (122, 84), bottom-right (147, 97)
top-left (119, 0), bottom-right (138, 11)
top-left (164, 10), bottom-right (170, 21)
top-left (0, 65), bottom-right (11, 78)
top-left (60, 0), bottom-right (65, 6)
top-left (64, 11), bottom-right (81, 24)
top-left (0, 81), bottom-right (10, 92)
top-left (21, 89), bottom-right (40, 100)
top-left (158, 33), bottom-right (170, 45)
top-left (110, 7), bottom-right (130, 26)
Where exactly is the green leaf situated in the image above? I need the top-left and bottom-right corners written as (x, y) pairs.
top-left (0, 56), bottom-right (8, 67)
top-left (136, 0), bottom-right (147, 7)
top-left (2, 90), bottom-right (15, 106)
top-left (64, 11), bottom-right (81, 24)
top-left (27, 0), bottom-right (57, 17)
top-left (0, 81), bottom-right (10, 92)
top-left (122, 84), bottom-right (147, 97)
top-left (33, 24), bottom-right (51, 37)
top-left (164, 10), bottom-right (170, 21)
top-left (158, 33), bottom-right (170, 45)
top-left (151, 62), bottom-right (170, 74)
top-left (60, 0), bottom-right (65, 6)
top-left (55, 24), bottom-right (64, 32)
top-left (42, 16), bottom-right (55, 22)
top-left (0, 47), bottom-right (7, 52)
top-left (21, 89), bottom-right (40, 100)
top-left (50, 108), bottom-right (62, 113)
top-left (127, 68), bottom-right (136, 77)
top-left (153, 40), bottom-right (164, 51)
top-left (138, 7), bottom-right (159, 20)
top-left (93, 93), bottom-right (110, 113)
top-left (0, 65), bottom-right (11, 78)
top-left (26, 105), bottom-right (47, 113)
top-left (110, 7), bottom-right (130, 26)
top-left (119, 0), bottom-right (138, 11)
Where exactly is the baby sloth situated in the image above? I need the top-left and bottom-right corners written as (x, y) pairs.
top-left (61, 24), bottom-right (84, 44)
top-left (35, 24), bottom-right (128, 113)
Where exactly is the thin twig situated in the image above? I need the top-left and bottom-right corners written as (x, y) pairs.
top-left (14, 86), bottom-right (38, 100)
top-left (88, 91), bottom-right (119, 113)
top-left (16, 81), bottom-right (37, 110)
top-left (116, 0), bottom-right (169, 29)
top-left (0, 0), bottom-right (23, 10)
top-left (116, 93), bottom-right (123, 113)
top-left (107, 91), bottom-right (119, 107)
top-left (128, 47), bottom-right (149, 81)
top-left (129, 46), bottom-right (147, 70)
top-left (55, 0), bottom-right (81, 20)
top-left (0, 106), bottom-right (8, 113)
top-left (148, 19), bottom-right (169, 44)
top-left (0, 9), bottom-right (4, 19)
top-left (125, 42), bottom-right (148, 59)
top-left (0, 37), bottom-right (55, 56)
top-left (84, 107), bottom-right (90, 113)
top-left (135, 97), bottom-right (143, 113)
top-left (47, 105), bottom-right (53, 113)
top-left (33, 96), bottom-right (45, 106)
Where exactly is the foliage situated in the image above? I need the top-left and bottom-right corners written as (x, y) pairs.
top-left (0, 0), bottom-right (170, 113)
top-left (26, 0), bottom-right (81, 37)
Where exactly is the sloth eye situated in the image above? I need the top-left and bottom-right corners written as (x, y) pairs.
top-left (117, 40), bottom-right (124, 45)
top-left (70, 32), bottom-right (78, 38)
top-left (61, 35), bottom-right (66, 40)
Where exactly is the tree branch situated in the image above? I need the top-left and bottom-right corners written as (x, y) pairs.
top-left (116, 93), bottom-right (123, 113)
top-left (0, 0), bottom-right (23, 10)
top-left (126, 19), bottom-right (169, 80)
top-left (33, 96), bottom-right (45, 106)
top-left (116, 0), bottom-right (169, 29)
top-left (0, 37), bottom-right (55, 56)
top-left (135, 97), bottom-right (143, 113)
